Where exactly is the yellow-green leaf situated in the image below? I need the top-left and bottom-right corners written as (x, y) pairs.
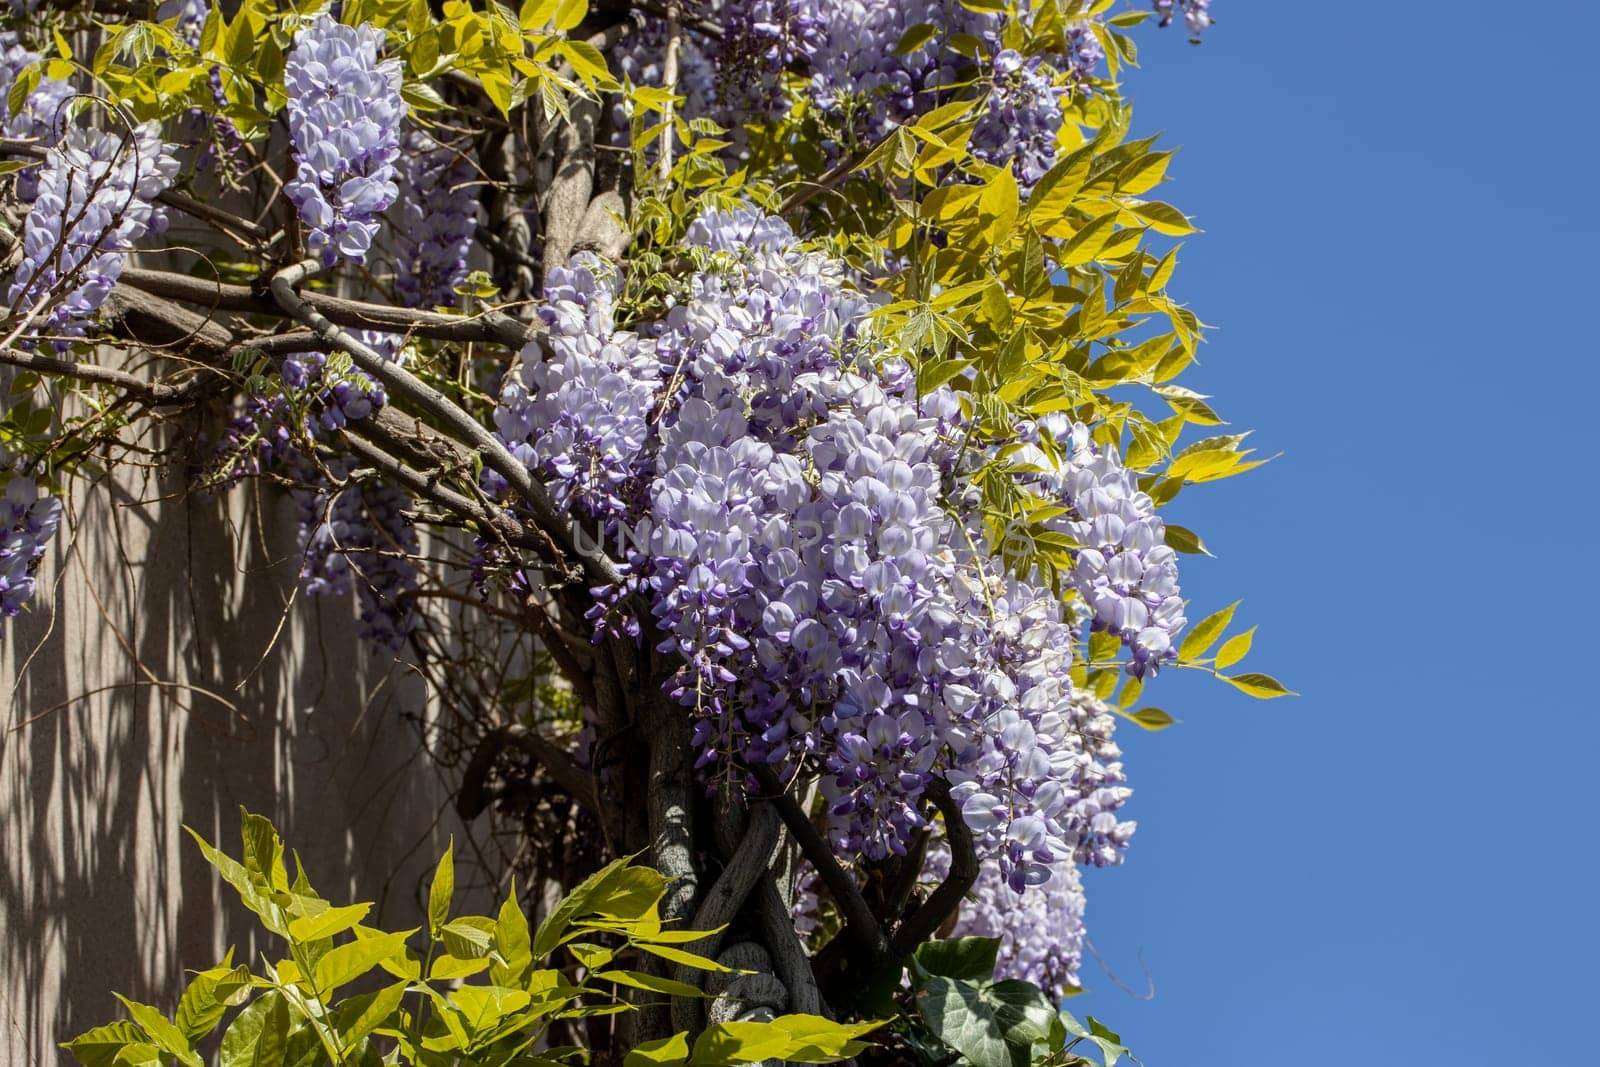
top-left (1221, 672), bottom-right (1295, 699)
top-left (1179, 600), bottom-right (1237, 661)
top-left (1213, 626), bottom-right (1255, 671)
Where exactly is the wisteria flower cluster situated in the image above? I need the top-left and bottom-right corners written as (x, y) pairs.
top-left (1, 33), bottom-right (78, 201)
top-left (391, 129), bottom-right (480, 309)
top-left (284, 14), bottom-right (404, 266)
top-left (1021, 418), bottom-right (1188, 677)
top-left (6, 122), bottom-right (178, 350)
top-left (1155, 0), bottom-right (1213, 37)
top-left (496, 207), bottom-right (1156, 903)
top-left (295, 455), bottom-right (419, 652)
top-left (218, 330), bottom-right (419, 651)
top-left (0, 457), bottom-right (63, 624)
top-left (923, 834), bottom-right (1089, 998)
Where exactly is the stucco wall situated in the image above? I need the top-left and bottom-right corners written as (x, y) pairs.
top-left (0, 433), bottom-right (481, 1063)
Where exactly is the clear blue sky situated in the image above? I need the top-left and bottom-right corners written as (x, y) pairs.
top-left (1069, 4), bottom-right (1600, 1063)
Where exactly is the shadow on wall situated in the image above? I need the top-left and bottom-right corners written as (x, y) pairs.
top-left (0, 424), bottom-right (478, 1065)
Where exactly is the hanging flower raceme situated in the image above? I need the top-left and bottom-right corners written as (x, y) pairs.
top-left (926, 836), bottom-right (1089, 999)
top-left (6, 122), bottom-right (178, 350)
top-left (1023, 418), bottom-right (1188, 677)
top-left (0, 453), bottom-right (62, 626)
top-left (283, 14), bottom-right (404, 266)
top-left (391, 128), bottom-right (480, 310)
top-left (1, 34), bottom-right (78, 201)
top-left (495, 206), bottom-right (1159, 888)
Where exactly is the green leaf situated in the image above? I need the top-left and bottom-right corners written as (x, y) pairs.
top-left (633, 941), bottom-right (736, 972)
top-left (114, 996), bottom-right (201, 1067)
top-left (1059, 212), bottom-right (1119, 267)
top-left (532, 855), bottom-right (633, 958)
top-left (428, 840), bottom-right (454, 936)
top-left (441, 915), bottom-right (496, 959)
top-left (1125, 707), bottom-right (1176, 731)
top-left (1163, 524), bottom-right (1212, 556)
top-left (287, 902), bottom-right (371, 943)
top-left (332, 982), bottom-right (408, 1049)
top-left (912, 937), bottom-right (1000, 983)
top-left (626, 1032), bottom-right (690, 1067)
top-left (596, 970), bottom-right (708, 997)
top-left (916, 976), bottom-right (1052, 1067)
top-left (311, 929), bottom-right (415, 994)
top-left (1220, 672), bottom-right (1296, 699)
top-left (1178, 601), bottom-right (1238, 661)
top-left (892, 23), bottom-right (937, 55)
top-left (63, 1021), bottom-right (145, 1067)
top-left (1213, 626), bottom-right (1256, 671)
top-left (219, 992), bottom-right (289, 1067)
top-left (492, 879), bottom-right (533, 985)
top-left (1128, 201), bottom-right (1195, 235)
top-left (174, 960), bottom-right (252, 1040)
top-left (589, 865), bottom-right (668, 920)
top-left (691, 1016), bottom-right (880, 1066)
top-left (430, 954), bottom-right (491, 980)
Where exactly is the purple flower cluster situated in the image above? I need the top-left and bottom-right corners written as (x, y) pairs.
top-left (220, 329), bottom-right (419, 652)
top-left (1, 33), bottom-right (76, 201)
top-left (710, 0), bottom-right (822, 121)
top-left (972, 50), bottom-right (1069, 190)
top-left (1024, 418), bottom-right (1187, 677)
top-left (0, 457), bottom-right (62, 624)
top-left (283, 15), bottom-right (403, 265)
top-left (295, 455), bottom-right (418, 652)
top-left (7, 123), bottom-right (178, 350)
top-left (497, 206), bottom-right (1154, 886)
top-left (391, 129), bottom-right (479, 309)
top-left (1154, 0), bottom-right (1213, 38)
top-left (493, 255), bottom-right (659, 521)
top-left (927, 836), bottom-right (1088, 999)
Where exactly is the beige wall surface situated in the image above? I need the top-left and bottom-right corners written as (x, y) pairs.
top-left (0, 449), bottom-right (480, 1064)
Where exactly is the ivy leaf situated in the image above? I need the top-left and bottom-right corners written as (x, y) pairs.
top-left (916, 976), bottom-right (1054, 1067)
top-left (912, 937), bottom-right (1000, 983)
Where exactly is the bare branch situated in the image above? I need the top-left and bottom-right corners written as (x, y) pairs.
top-left (751, 764), bottom-right (895, 971)
top-left (890, 778), bottom-right (978, 956)
top-left (267, 259), bottom-right (623, 585)
top-left (120, 266), bottom-right (540, 349)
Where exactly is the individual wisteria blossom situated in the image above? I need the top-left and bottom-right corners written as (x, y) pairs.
top-left (6, 122), bottom-right (179, 350)
top-left (1021, 418), bottom-right (1188, 677)
top-left (391, 128), bottom-right (479, 309)
top-left (0, 454), bottom-right (62, 626)
top-left (283, 14), bottom-right (403, 266)
top-left (494, 206), bottom-right (1152, 888)
top-left (0, 32), bottom-right (76, 201)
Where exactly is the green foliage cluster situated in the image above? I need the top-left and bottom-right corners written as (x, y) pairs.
top-left (903, 939), bottom-right (1134, 1067)
top-left (64, 813), bottom-right (883, 1067)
